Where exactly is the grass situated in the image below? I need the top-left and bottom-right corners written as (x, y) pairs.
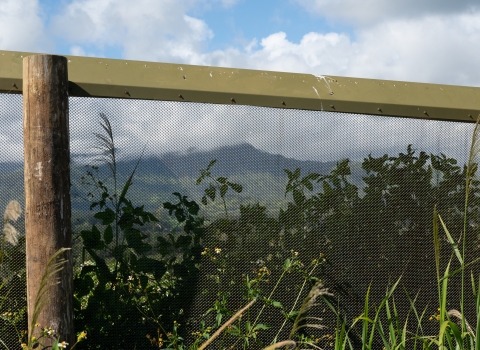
top-left (5, 112), bottom-right (480, 349)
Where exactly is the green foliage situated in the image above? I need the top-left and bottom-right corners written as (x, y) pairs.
top-left (73, 117), bottom-right (204, 349)
top-left (196, 159), bottom-right (243, 219)
top-left (0, 201), bottom-right (27, 349)
top-left (68, 114), bottom-right (480, 349)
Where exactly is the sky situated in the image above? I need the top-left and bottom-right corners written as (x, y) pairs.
top-left (2, 0), bottom-right (480, 85)
top-left (0, 0), bottom-right (477, 164)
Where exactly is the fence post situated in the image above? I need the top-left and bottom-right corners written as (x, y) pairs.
top-left (23, 55), bottom-right (74, 346)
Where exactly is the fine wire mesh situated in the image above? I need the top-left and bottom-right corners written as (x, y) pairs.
top-left (0, 93), bottom-right (26, 349)
top-left (1, 91), bottom-right (479, 348)
top-left (67, 97), bottom-right (476, 347)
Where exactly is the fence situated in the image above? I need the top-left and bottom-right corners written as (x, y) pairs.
top-left (1, 50), bottom-right (480, 349)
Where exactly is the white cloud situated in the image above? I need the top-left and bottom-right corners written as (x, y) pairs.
top-left (0, 94), bottom-right (23, 162)
top-left (0, 0), bottom-right (52, 52)
top-left (70, 45), bottom-right (86, 56)
top-left (189, 13), bottom-right (480, 87)
top-left (295, 0), bottom-right (480, 26)
top-left (0, 0), bottom-right (478, 166)
top-left (218, 0), bottom-right (239, 8)
top-left (46, 0), bottom-right (480, 86)
top-left (65, 97), bottom-right (471, 165)
top-left (51, 0), bottom-right (212, 63)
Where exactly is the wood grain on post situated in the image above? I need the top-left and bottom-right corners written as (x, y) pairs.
top-left (23, 55), bottom-right (74, 346)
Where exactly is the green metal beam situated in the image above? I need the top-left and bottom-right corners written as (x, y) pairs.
top-left (1, 49), bottom-right (479, 123)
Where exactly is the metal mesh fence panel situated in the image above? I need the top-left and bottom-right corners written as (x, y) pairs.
top-left (0, 93), bottom-right (26, 349)
top-left (1, 92), bottom-right (479, 349)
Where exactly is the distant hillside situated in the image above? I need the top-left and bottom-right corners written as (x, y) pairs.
top-left (0, 143), bottom-right (364, 215)
top-left (160, 143), bottom-right (338, 178)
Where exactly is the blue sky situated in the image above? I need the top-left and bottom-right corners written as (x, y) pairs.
top-left (2, 0), bottom-right (480, 86)
top-left (0, 0), bottom-right (478, 163)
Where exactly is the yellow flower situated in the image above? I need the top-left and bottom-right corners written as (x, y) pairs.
top-left (214, 247), bottom-right (221, 254)
top-left (59, 341), bottom-right (69, 348)
top-left (77, 331), bottom-right (87, 341)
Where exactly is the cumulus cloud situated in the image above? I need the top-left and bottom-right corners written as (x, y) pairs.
top-left (0, 91), bottom-right (472, 166)
top-left (51, 0), bottom-right (213, 63)
top-left (0, 0), bottom-right (478, 166)
top-left (45, 0), bottom-right (480, 86)
top-left (295, 0), bottom-right (480, 26)
top-left (0, 0), bottom-right (52, 52)
top-left (182, 13), bottom-right (480, 86)
top-left (65, 97), bottom-right (472, 165)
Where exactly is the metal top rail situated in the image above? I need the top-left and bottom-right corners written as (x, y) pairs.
top-left (1, 49), bottom-right (479, 122)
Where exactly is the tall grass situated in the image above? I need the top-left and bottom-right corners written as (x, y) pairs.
top-left (253, 115), bottom-right (480, 349)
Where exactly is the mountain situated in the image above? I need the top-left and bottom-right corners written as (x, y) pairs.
top-left (0, 143), bottom-right (362, 217)
top-left (159, 143), bottom-right (338, 178)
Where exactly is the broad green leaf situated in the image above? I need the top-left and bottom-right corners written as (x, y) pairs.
top-left (293, 168), bottom-right (301, 179)
top-left (205, 185), bottom-right (216, 201)
top-left (94, 207), bottom-right (116, 225)
top-left (215, 313), bottom-right (222, 327)
top-left (292, 189), bottom-right (304, 205)
top-left (104, 225), bottom-right (113, 244)
top-left (253, 323), bottom-right (270, 330)
top-left (228, 182), bottom-right (243, 193)
top-left (216, 177), bottom-right (227, 184)
top-left (271, 301), bottom-right (283, 308)
top-left (438, 213), bottom-right (463, 265)
top-left (220, 184), bottom-right (228, 197)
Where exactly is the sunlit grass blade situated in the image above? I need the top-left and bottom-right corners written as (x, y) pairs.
top-left (399, 309), bottom-right (409, 350)
top-left (385, 297), bottom-right (397, 349)
top-left (375, 314), bottom-right (389, 350)
top-left (433, 207), bottom-right (441, 300)
top-left (405, 290), bottom-right (425, 335)
top-left (437, 259), bottom-right (451, 350)
top-left (365, 277), bottom-right (401, 349)
top-left (472, 271), bottom-right (477, 297)
top-left (437, 213), bottom-right (463, 265)
top-left (28, 248), bottom-right (70, 346)
top-left (334, 314), bottom-right (347, 350)
top-left (362, 284), bottom-right (371, 348)
top-left (476, 275), bottom-right (480, 350)
top-left (439, 257), bottom-right (480, 282)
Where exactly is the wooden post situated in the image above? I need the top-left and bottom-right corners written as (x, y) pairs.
top-left (23, 55), bottom-right (74, 346)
